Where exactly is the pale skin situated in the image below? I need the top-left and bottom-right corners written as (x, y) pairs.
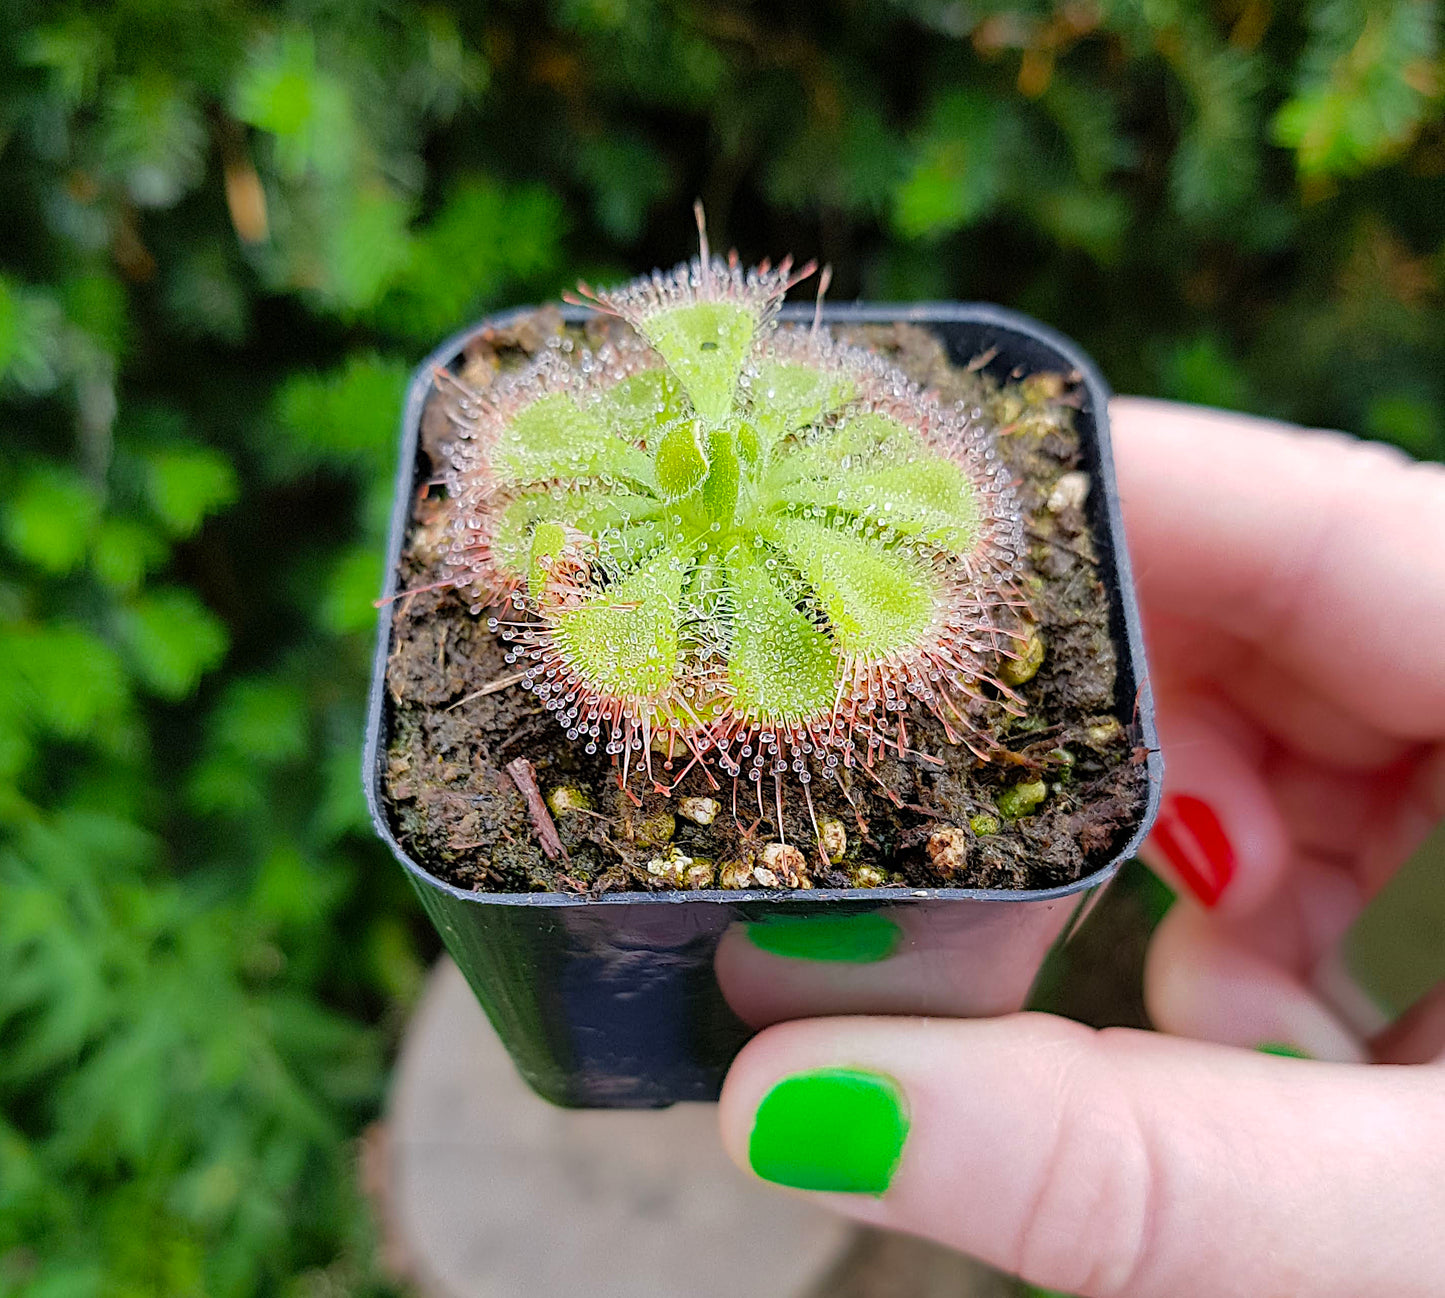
top-left (718, 397), bottom-right (1445, 1298)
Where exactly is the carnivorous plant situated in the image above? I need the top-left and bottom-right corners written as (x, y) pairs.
top-left (438, 211), bottom-right (1028, 824)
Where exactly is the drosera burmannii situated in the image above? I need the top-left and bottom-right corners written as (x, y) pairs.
top-left (429, 206), bottom-right (1031, 862)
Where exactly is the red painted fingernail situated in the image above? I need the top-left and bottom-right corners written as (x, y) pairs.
top-left (1152, 793), bottom-right (1236, 907)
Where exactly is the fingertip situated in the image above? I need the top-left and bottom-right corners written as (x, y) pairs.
top-left (722, 1002), bottom-right (1445, 1296)
top-left (1145, 905), bottom-right (1367, 1063)
top-left (716, 1030), bottom-right (771, 1173)
top-left (717, 1020), bottom-right (884, 1169)
top-left (1140, 697), bottom-right (1290, 916)
top-left (717, 1019), bottom-right (919, 1202)
top-left (1110, 397), bottom-right (1445, 739)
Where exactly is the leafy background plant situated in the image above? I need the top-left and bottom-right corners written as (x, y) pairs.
top-left (0, 0), bottom-right (1440, 1293)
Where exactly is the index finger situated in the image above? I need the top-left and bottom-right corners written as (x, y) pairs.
top-left (1110, 397), bottom-right (1445, 741)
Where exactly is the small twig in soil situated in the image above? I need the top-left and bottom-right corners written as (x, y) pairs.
top-left (445, 670), bottom-right (527, 711)
top-left (375, 575), bottom-right (458, 610)
top-left (495, 715), bottom-right (548, 756)
top-left (1009, 721), bottom-right (1065, 743)
top-left (900, 802), bottom-right (945, 819)
top-left (505, 757), bottom-right (567, 860)
top-left (386, 643), bottom-right (405, 706)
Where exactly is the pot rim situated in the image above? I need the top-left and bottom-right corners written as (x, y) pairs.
top-left (363, 300), bottom-right (1163, 909)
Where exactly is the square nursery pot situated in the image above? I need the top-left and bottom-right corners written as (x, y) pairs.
top-left (364, 301), bottom-right (1163, 1108)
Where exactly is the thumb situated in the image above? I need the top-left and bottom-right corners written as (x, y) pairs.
top-left (718, 1014), bottom-right (1445, 1298)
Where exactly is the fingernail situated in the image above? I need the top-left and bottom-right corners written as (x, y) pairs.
top-left (748, 1068), bottom-right (909, 1194)
top-left (1256, 1041), bottom-right (1314, 1060)
top-left (1152, 794), bottom-right (1236, 907)
top-left (745, 912), bottom-right (901, 963)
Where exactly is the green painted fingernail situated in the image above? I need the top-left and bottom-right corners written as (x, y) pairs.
top-left (745, 912), bottom-right (901, 963)
top-left (748, 1068), bottom-right (909, 1194)
top-left (1256, 1041), bottom-right (1313, 1059)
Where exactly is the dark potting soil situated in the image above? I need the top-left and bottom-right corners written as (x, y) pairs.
top-left (381, 309), bottom-right (1149, 895)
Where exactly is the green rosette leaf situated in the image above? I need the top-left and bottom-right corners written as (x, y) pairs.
top-left (769, 516), bottom-right (937, 657)
top-left (723, 549), bottom-right (837, 723)
top-left (549, 548), bottom-right (690, 704)
top-left (640, 300), bottom-right (755, 425)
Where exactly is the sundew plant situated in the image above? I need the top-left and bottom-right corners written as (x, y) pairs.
top-left (440, 212), bottom-right (1027, 818)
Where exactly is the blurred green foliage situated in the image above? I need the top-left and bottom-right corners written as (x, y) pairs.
top-left (1, 0), bottom-right (1441, 1292)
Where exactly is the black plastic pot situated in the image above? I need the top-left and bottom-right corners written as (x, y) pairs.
top-left (364, 302), bottom-right (1163, 1108)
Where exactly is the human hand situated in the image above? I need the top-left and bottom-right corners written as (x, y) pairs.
top-left (717, 398), bottom-right (1445, 1298)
